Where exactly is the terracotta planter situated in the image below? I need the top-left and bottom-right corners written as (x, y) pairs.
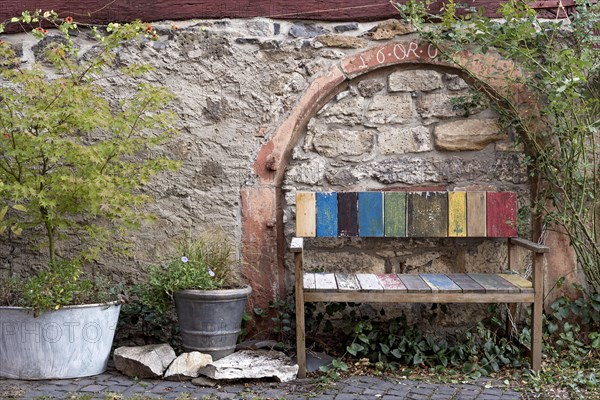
top-left (0, 302), bottom-right (121, 380)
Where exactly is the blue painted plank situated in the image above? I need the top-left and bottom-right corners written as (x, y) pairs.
top-left (316, 192), bottom-right (338, 237)
top-left (420, 274), bottom-right (462, 292)
top-left (358, 192), bottom-right (384, 237)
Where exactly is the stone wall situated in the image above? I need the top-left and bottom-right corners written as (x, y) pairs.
top-left (281, 61), bottom-right (530, 324)
top-left (1, 18), bottom-right (545, 318)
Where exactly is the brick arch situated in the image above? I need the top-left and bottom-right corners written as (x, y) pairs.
top-left (241, 40), bottom-right (538, 312)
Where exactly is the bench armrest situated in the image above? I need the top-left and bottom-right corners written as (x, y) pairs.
top-left (510, 237), bottom-right (549, 254)
top-left (291, 237), bottom-right (304, 253)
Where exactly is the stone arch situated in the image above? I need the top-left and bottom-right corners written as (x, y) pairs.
top-left (241, 40), bottom-right (550, 311)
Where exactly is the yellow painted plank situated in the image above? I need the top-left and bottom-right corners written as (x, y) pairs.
top-left (467, 192), bottom-right (486, 237)
top-left (448, 192), bottom-right (467, 237)
top-left (499, 273), bottom-right (532, 289)
top-left (296, 192), bottom-right (316, 237)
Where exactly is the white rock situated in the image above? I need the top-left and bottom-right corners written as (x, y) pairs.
top-left (198, 350), bottom-right (298, 382)
top-left (164, 352), bottom-right (213, 381)
top-left (113, 344), bottom-right (176, 378)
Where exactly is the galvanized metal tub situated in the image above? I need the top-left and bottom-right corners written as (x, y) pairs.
top-left (0, 302), bottom-right (121, 380)
top-left (174, 286), bottom-right (251, 360)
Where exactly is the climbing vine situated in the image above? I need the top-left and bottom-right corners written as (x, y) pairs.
top-left (394, 0), bottom-right (600, 292)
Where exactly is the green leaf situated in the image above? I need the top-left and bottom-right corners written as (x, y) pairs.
top-left (12, 204), bottom-right (27, 212)
top-left (347, 342), bottom-right (364, 356)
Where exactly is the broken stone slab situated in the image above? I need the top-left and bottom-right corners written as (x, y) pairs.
top-left (113, 344), bottom-right (176, 379)
top-left (198, 350), bottom-right (298, 383)
top-left (164, 352), bottom-right (213, 381)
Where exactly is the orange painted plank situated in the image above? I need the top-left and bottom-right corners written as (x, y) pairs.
top-left (296, 192), bottom-right (316, 237)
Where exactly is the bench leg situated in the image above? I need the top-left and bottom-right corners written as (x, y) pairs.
top-left (531, 252), bottom-right (544, 372)
top-left (295, 251), bottom-right (307, 378)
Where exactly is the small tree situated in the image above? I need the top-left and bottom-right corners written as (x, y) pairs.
top-left (394, 0), bottom-right (600, 292)
top-left (0, 11), bottom-right (179, 263)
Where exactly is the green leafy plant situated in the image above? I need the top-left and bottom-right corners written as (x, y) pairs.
top-left (0, 11), bottom-right (179, 311)
top-left (142, 232), bottom-right (246, 314)
top-left (393, 0), bottom-right (600, 292)
top-left (115, 283), bottom-right (182, 350)
top-left (0, 11), bottom-right (178, 263)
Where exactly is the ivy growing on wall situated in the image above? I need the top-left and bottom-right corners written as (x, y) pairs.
top-left (394, 0), bottom-right (600, 292)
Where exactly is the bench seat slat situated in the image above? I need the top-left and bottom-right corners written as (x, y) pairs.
top-left (377, 274), bottom-right (407, 291)
top-left (498, 273), bottom-right (533, 290)
top-left (420, 274), bottom-right (462, 293)
top-left (447, 273), bottom-right (485, 293)
top-left (398, 274), bottom-right (431, 292)
top-left (335, 273), bottom-right (361, 291)
top-left (356, 273), bottom-right (384, 291)
top-left (303, 273), bottom-right (316, 291)
top-left (315, 273), bottom-right (337, 291)
top-left (468, 273), bottom-right (520, 293)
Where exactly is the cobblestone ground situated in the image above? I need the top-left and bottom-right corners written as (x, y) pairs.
top-left (0, 367), bottom-right (533, 400)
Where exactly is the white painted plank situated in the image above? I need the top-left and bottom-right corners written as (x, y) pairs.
top-left (356, 273), bottom-right (384, 292)
top-left (335, 273), bottom-right (360, 291)
top-left (303, 273), bottom-right (316, 291)
top-left (315, 273), bottom-right (338, 291)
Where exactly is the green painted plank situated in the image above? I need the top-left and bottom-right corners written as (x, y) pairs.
top-left (407, 192), bottom-right (448, 237)
top-left (384, 192), bottom-right (406, 237)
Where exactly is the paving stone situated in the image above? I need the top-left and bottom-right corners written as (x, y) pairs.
top-left (335, 393), bottom-right (362, 400)
top-left (80, 384), bottom-right (108, 392)
top-left (410, 387), bottom-right (436, 395)
top-left (406, 393), bottom-right (430, 400)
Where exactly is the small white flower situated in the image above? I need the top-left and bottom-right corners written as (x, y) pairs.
top-left (181, 256), bottom-right (188, 263)
top-left (208, 266), bottom-right (215, 277)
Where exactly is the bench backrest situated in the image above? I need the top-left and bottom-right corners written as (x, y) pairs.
top-left (295, 191), bottom-right (517, 238)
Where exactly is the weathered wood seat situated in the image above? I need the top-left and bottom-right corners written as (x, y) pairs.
top-left (292, 191), bottom-right (548, 377)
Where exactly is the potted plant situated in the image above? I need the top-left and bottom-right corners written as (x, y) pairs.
top-left (0, 11), bottom-right (179, 379)
top-left (142, 232), bottom-right (251, 360)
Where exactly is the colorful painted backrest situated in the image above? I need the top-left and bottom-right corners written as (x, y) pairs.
top-left (295, 191), bottom-right (518, 238)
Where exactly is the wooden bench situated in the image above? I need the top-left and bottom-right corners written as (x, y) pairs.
top-left (292, 191), bottom-right (548, 377)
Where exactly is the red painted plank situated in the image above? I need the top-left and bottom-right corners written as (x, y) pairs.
top-left (0, 0), bottom-right (567, 28)
top-left (486, 192), bottom-right (518, 237)
top-left (377, 274), bottom-right (407, 291)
